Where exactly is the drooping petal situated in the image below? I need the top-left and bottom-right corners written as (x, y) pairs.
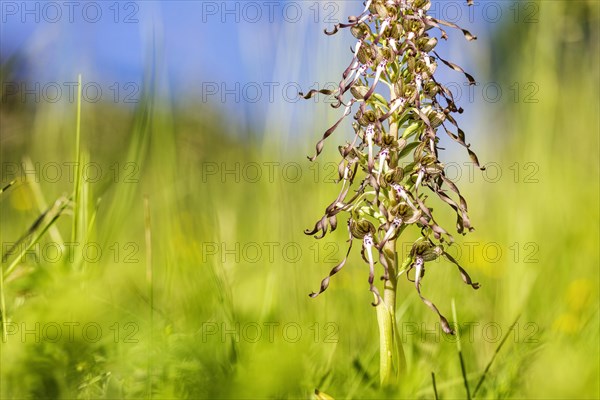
top-left (413, 256), bottom-right (455, 334)
top-left (362, 234), bottom-right (382, 306)
top-left (308, 100), bottom-right (356, 161)
top-left (426, 17), bottom-right (477, 41)
top-left (433, 51), bottom-right (476, 85)
top-left (309, 228), bottom-right (354, 297)
top-left (443, 250), bottom-right (481, 289)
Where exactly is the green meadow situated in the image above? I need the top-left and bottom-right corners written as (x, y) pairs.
top-left (0, 1), bottom-right (598, 398)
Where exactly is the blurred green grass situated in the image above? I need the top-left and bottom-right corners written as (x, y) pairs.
top-left (1, 1), bottom-right (598, 399)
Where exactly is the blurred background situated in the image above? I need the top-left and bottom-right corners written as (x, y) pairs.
top-left (0, 1), bottom-right (598, 398)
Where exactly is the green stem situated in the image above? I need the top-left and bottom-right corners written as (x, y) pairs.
top-left (375, 239), bottom-right (406, 386)
top-left (389, 80), bottom-right (400, 141)
top-left (71, 74), bottom-right (83, 245)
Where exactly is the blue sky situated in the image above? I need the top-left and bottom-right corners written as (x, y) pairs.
top-left (1, 1), bottom-right (503, 137)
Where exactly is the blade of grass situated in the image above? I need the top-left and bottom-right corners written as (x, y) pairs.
top-left (452, 299), bottom-right (471, 400)
top-left (83, 198), bottom-right (101, 247)
top-left (22, 157), bottom-right (64, 246)
top-left (1, 196), bottom-right (69, 340)
top-left (2, 197), bottom-right (63, 263)
top-left (0, 197), bottom-right (69, 343)
top-left (144, 195), bottom-right (153, 398)
top-left (0, 180), bottom-right (16, 195)
top-left (432, 372), bottom-right (439, 400)
top-left (71, 74), bottom-right (83, 244)
top-left (74, 150), bottom-right (91, 270)
top-left (0, 261), bottom-right (6, 342)
top-left (101, 73), bottom-right (153, 244)
top-left (3, 196), bottom-right (69, 280)
top-left (416, 372), bottom-right (481, 397)
top-left (472, 315), bottom-right (521, 397)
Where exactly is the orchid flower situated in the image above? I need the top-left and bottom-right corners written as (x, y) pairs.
top-left (303, 0), bottom-right (482, 345)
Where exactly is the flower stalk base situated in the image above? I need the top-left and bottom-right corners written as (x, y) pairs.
top-left (375, 240), bottom-right (406, 386)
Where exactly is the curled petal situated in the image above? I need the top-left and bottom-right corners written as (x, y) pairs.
top-left (440, 173), bottom-right (473, 232)
top-left (309, 230), bottom-right (354, 298)
top-left (414, 195), bottom-right (452, 242)
top-left (432, 186), bottom-right (469, 234)
top-left (308, 100), bottom-right (355, 161)
top-left (299, 88), bottom-right (335, 100)
top-left (329, 215), bottom-right (338, 232)
top-left (442, 115), bottom-right (485, 170)
top-left (433, 51), bottom-right (476, 85)
top-left (343, 64), bottom-right (368, 98)
top-left (443, 250), bottom-right (480, 289)
top-left (305, 215), bottom-right (330, 239)
top-left (363, 61), bottom-right (387, 101)
top-left (325, 13), bottom-right (370, 35)
top-left (413, 257), bottom-right (455, 335)
top-left (427, 17), bottom-right (477, 41)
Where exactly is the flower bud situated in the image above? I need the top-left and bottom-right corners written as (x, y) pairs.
top-left (350, 83), bottom-right (369, 100)
top-left (357, 44), bottom-right (375, 64)
top-left (383, 167), bottom-right (404, 185)
top-left (351, 23), bottom-right (372, 39)
top-left (424, 106), bottom-right (446, 128)
top-left (357, 109), bottom-right (379, 127)
top-left (350, 218), bottom-right (376, 239)
top-left (418, 36), bottom-right (438, 52)
top-left (374, 2), bottom-right (389, 19)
